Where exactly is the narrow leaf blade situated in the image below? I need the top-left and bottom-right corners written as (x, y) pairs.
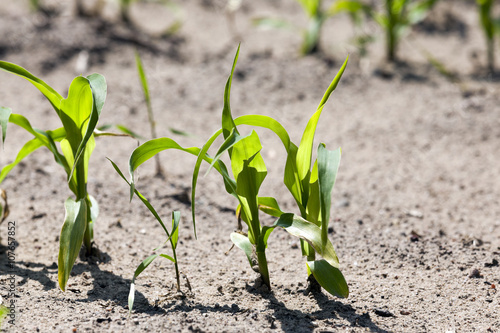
top-left (58, 198), bottom-right (87, 291)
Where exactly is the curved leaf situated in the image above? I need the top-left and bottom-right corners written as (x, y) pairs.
top-left (58, 198), bottom-right (87, 291)
top-left (70, 74), bottom-right (106, 180)
top-left (317, 144), bottom-right (341, 246)
top-left (171, 211), bottom-right (180, 249)
top-left (0, 107), bottom-right (11, 146)
top-left (0, 115), bottom-right (67, 184)
top-left (222, 44), bottom-right (240, 140)
top-left (129, 254), bottom-right (160, 313)
top-left (257, 197), bottom-right (284, 217)
top-left (274, 213), bottom-right (339, 267)
top-left (230, 232), bottom-right (253, 267)
top-left (296, 57), bottom-right (348, 183)
top-left (307, 259), bottom-right (349, 298)
top-left (0, 61), bottom-right (63, 112)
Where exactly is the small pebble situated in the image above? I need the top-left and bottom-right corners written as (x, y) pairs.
top-left (469, 268), bottom-right (483, 278)
top-left (374, 308), bottom-right (394, 317)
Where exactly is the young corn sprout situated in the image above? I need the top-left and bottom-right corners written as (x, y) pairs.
top-left (254, 0), bottom-right (342, 55)
top-left (333, 0), bottom-right (438, 61)
top-left (477, 0), bottom-right (499, 73)
top-left (109, 159), bottom-right (182, 313)
top-left (122, 45), bottom-right (348, 297)
top-left (189, 46), bottom-right (348, 296)
top-left (0, 62), bottom-right (130, 291)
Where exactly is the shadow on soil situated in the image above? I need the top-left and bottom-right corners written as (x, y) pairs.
top-left (150, 279), bottom-right (390, 333)
top-left (1, 245), bottom-right (388, 331)
top-left (0, 244), bottom-right (164, 316)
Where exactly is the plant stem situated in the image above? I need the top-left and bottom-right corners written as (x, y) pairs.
top-left (83, 196), bottom-right (93, 255)
top-left (386, 0), bottom-right (396, 62)
top-left (172, 247), bottom-right (181, 292)
top-left (145, 102), bottom-right (164, 178)
top-left (487, 37), bottom-right (494, 74)
top-left (257, 250), bottom-right (271, 289)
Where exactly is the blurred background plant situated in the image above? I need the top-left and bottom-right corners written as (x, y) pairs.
top-left (254, 0), bottom-right (344, 55)
top-left (333, 0), bottom-right (439, 62)
top-left (477, 0), bottom-right (500, 73)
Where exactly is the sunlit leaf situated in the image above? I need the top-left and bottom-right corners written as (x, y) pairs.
top-left (58, 198), bottom-right (87, 291)
top-left (0, 107), bottom-right (11, 146)
top-left (307, 259), bottom-right (349, 298)
top-left (317, 144), bottom-right (341, 246)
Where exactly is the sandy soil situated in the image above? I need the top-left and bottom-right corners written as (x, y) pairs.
top-left (0, 0), bottom-right (499, 332)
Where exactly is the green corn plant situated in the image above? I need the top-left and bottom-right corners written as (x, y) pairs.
top-left (333, 0), bottom-right (438, 61)
top-left (0, 62), bottom-right (107, 291)
top-left (109, 159), bottom-right (182, 313)
top-left (377, 0), bottom-right (438, 62)
top-left (477, 0), bottom-right (500, 73)
top-left (229, 56), bottom-right (349, 294)
top-left (254, 0), bottom-right (342, 55)
top-left (122, 46), bottom-right (348, 296)
top-left (188, 46), bottom-right (348, 296)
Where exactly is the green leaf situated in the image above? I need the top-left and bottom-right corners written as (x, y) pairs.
top-left (159, 253), bottom-right (175, 262)
top-left (230, 131), bottom-right (266, 186)
top-left (0, 107), bottom-right (11, 146)
top-left (0, 114), bottom-right (68, 184)
top-left (0, 61), bottom-right (63, 112)
top-left (230, 232), bottom-right (254, 267)
top-left (191, 129), bottom-right (237, 236)
top-left (259, 225), bottom-right (277, 252)
top-left (296, 56), bottom-right (348, 183)
top-left (306, 159), bottom-right (320, 226)
top-left (171, 211), bottom-right (180, 249)
top-left (317, 144), bottom-right (341, 246)
top-left (95, 124), bottom-right (144, 139)
top-left (129, 254), bottom-right (160, 313)
top-left (297, 0), bottom-right (319, 17)
top-left (70, 73), bottom-right (106, 177)
top-left (109, 158), bottom-right (171, 237)
top-left (307, 259), bottom-right (349, 298)
top-left (61, 76), bottom-right (95, 183)
top-left (135, 51), bottom-right (150, 105)
top-left (206, 128), bottom-right (248, 175)
top-left (257, 197), bottom-right (284, 217)
top-left (58, 198), bottom-right (88, 291)
top-left (221, 44), bottom-right (241, 141)
top-left (87, 194), bottom-right (99, 243)
top-left (128, 137), bottom-right (202, 198)
top-left (274, 213), bottom-right (339, 267)
top-left (0, 304), bottom-right (8, 327)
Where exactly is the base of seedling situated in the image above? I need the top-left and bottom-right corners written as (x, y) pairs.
top-left (304, 274), bottom-right (322, 295)
top-left (78, 244), bottom-right (107, 264)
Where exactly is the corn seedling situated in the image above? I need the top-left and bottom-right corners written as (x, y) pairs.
top-left (122, 45), bottom-right (348, 296)
top-left (254, 0), bottom-right (345, 55)
top-left (477, 0), bottom-right (500, 73)
top-left (109, 159), bottom-right (182, 313)
top-left (186, 46), bottom-right (348, 296)
top-left (333, 0), bottom-right (438, 61)
top-left (0, 62), bottom-right (126, 291)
